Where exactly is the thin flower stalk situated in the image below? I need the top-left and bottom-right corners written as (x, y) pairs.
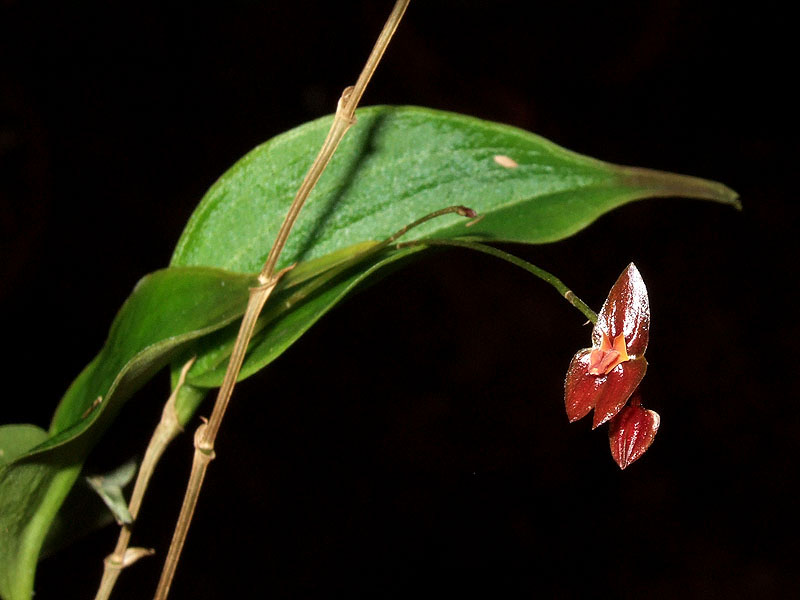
top-left (397, 238), bottom-right (598, 323)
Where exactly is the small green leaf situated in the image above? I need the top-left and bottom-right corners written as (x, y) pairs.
top-left (85, 459), bottom-right (138, 525)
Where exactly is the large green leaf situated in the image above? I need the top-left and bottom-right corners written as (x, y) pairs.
top-left (0, 267), bottom-right (255, 600)
top-left (170, 105), bottom-right (737, 387)
top-left (171, 105), bottom-right (738, 274)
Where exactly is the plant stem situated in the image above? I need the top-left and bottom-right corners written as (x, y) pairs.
top-left (94, 358), bottom-right (195, 600)
top-left (153, 2), bottom-right (410, 598)
top-left (259, 0), bottom-right (410, 283)
top-left (152, 275), bottom-right (283, 600)
top-left (398, 239), bottom-right (598, 323)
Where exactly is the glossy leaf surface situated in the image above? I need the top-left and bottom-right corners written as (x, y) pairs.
top-left (171, 105), bottom-right (738, 273)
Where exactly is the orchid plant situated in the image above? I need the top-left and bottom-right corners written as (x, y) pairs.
top-left (0, 2), bottom-right (739, 599)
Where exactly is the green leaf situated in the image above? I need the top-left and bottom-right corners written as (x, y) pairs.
top-left (176, 247), bottom-right (421, 388)
top-left (171, 240), bottom-right (382, 414)
top-left (85, 459), bottom-right (138, 525)
top-left (0, 267), bottom-right (254, 600)
top-left (0, 425), bottom-right (48, 469)
top-left (171, 105), bottom-right (738, 274)
top-left (40, 475), bottom-right (117, 559)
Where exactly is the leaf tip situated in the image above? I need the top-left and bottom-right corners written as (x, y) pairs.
top-left (617, 166), bottom-right (740, 210)
top-left (727, 188), bottom-right (743, 211)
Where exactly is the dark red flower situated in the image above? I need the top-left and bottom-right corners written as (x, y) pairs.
top-left (565, 263), bottom-right (650, 428)
top-left (608, 394), bottom-right (660, 469)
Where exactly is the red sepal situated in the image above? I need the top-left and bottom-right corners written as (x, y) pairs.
top-left (608, 396), bottom-right (660, 469)
top-left (565, 352), bottom-right (647, 427)
top-left (592, 263), bottom-right (649, 358)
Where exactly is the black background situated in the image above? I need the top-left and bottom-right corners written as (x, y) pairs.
top-left (1, 1), bottom-right (796, 598)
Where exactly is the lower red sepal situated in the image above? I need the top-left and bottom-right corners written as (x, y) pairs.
top-left (607, 395), bottom-right (660, 469)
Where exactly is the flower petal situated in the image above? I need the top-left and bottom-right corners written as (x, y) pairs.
top-left (591, 357), bottom-right (648, 428)
top-left (592, 263), bottom-right (650, 357)
top-left (608, 398), bottom-right (660, 469)
top-left (565, 349), bottom-right (602, 422)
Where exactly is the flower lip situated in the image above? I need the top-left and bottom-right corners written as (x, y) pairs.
top-left (588, 331), bottom-right (629, 375)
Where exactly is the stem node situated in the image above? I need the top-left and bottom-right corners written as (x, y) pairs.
top-left (193, 424), bottom-right (216, 458)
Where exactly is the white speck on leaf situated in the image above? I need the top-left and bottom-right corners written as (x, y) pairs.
top-left (493, 155), bottom-right (518, 168)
